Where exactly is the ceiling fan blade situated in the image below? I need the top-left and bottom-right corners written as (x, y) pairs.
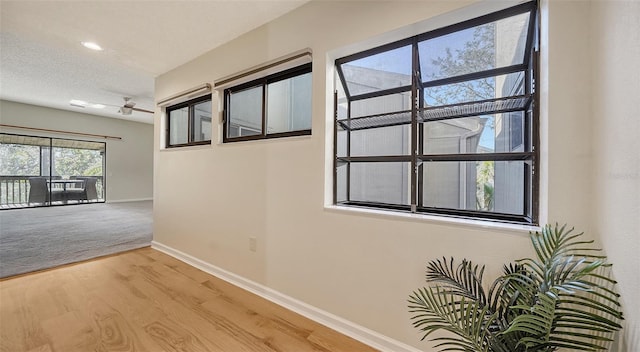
top-left (122, 97), bottom-right (136, 108)
top-left (131, 107), bottom-right (154, 114)
top-left (101, 103), bottom-right (122, 108)
top-left (119, 107), bottom-right (132, 115)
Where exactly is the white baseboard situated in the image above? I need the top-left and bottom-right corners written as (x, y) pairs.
top-left (106, 198), bottom-right (153, 203)
top-left (151, 241), bottom-right (422, 352)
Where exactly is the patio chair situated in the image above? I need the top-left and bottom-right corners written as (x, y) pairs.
top-left (66, 177), bottom-right (98, 202)
top-left (69, 176), bottom-right (84, 188)
top-left (83, 178), bottom-right (98, 201)
top-left (28, 177), bottom-right (63, 205)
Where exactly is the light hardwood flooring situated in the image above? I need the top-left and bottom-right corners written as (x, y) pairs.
top-left (0, 247), bottom-right (378, 352)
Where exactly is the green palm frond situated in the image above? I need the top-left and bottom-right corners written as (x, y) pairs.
top-left (409, 223), bottom-right (624, 352)
top-left (529, 224), bottom-right (606, 264)
top-left (491, 263), bottom-right (537, 310)
top-left (503, 224), bottom-right (624, 351)
top-left (408, 286), bottom-right (500, 352)
top-left (503, 290), bottom-right (557, 345)
top-left (426, 257), bottom-right (487, 305)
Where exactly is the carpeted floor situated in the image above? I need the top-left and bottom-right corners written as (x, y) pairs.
top-left (0, 201), bottom-right (152, 278)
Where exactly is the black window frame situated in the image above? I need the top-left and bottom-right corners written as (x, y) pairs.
top-left (334, 1), bottom-right (539, 225)
top-left (166, 94), bottom-right (212, 148)
top-left (223, 63), bottom-right (312, 143)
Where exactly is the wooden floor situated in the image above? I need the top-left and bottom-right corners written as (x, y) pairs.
top-left (0, 248), bottom-right (378, 352)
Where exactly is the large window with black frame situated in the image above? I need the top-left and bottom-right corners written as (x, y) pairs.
top-left (166, 95), bottom-right (212, 148)
top-left (334, 1), bottom-right (539, 224)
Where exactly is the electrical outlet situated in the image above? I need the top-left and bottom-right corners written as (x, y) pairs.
top-left (249, 237), bottom-right (257, 252)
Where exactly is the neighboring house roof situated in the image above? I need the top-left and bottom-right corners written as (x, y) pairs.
top-left (342, 65), bottom-right (487, 144)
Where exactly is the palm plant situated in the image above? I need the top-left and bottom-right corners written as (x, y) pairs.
top-left (408, 224), bottom-right (624, 352)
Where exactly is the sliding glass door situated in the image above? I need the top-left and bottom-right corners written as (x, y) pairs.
top-left (0, 133), bottom-right (106, 209)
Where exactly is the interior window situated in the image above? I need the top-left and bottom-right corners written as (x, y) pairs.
top-left (166, 95), bottom-right (212, 148)
top-left (224, 63), bottom-right (312, 142)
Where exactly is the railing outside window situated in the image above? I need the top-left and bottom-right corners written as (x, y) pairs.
top-left (0, 176), bottom-right (105, 208)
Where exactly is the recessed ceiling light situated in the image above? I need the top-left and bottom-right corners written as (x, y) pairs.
top-left (70, 100), bottom-right (105, 109)
top-left (70, 99), bottom-right (88, 107)
top-left (81, 41), bottom-right (103, 51)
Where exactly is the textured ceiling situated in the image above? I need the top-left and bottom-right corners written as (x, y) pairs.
top-left (0, 0), bottom-right (308, 124)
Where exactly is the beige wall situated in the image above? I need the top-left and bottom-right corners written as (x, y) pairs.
top-left (589, 1), bottom-right (640, 350)
top-left (0, 100), bottom-right (153, 202)
top-left (154, 0), bottom-right (639, 350)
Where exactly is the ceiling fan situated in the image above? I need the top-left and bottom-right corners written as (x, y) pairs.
top-left (117, 97), bottom-right (153, 115)
top-left (69, 97), bottom-right (153, 115)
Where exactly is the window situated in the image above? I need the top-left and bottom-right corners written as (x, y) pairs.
top-left (223, 63), bottom-right (312, 142)
top-left (334, 2), bottom-right (539, 224)
top-left (1, 133), bottom-right (106, 208)
top-left (166, 95), bottom-right (212, 147)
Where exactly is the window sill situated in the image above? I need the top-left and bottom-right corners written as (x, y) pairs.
top-left (324, 204), bottom-right (541, 235)
top-left (223, 129), bottom-right (312, 144)
top-left (160, 143), bottom-right (212, 152)
top-left (218, 133), bottom-right (312, 146)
